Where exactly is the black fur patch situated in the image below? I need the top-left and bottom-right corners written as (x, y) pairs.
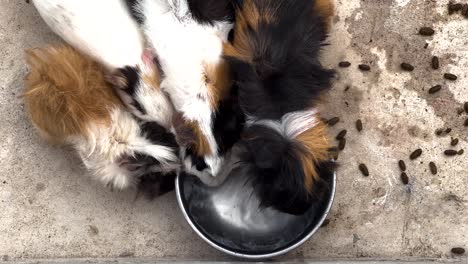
top-left (213, 85), bottom-right (245, 155)
top-left (240, 125), bottom-right (334, 215)
top-left (186, 148), bottom-right (208, 171)
top-left (118, 66), bottom-right (141, 97)
top-left (226, 0), bottom-right (335, 120)
top-left (140, 121), bottom-right (179, 150)
top-left (123, 0), bottom-right (144, 24)
top-left (187, 0), bottom-right (234, 24)
top-left (138, 172), bottom-right (176, 199)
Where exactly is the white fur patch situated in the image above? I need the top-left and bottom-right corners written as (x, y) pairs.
top-left (33, 0), bottom-right (144, 69)
top-left (246, 109), bottom-right (320, 140)
top-left (140, 0), bottom-right (232, 176)
top-left (67, 108), bottom-right (178, 190)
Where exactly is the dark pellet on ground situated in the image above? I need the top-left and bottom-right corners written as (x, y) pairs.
top-left (328, 147), bottom-right (339, 152)
top-left (445, 128), bottom-right (452, 134)
top-left (432, 56), bottom-right (439, 70)
top-left (429, 162), bottom-right (437, 175)
top-left (464, 102), bottom-right (468, 113)
top-left (401, 63), bottom-right (414, 72)
top-left (359, 163), bottom-right (369, 177)
top-left (398, 160), bottom-right (406, 171)
top-left (327, 117), bottom-right (340, 126)
top-left (444, 150), bottom-right (458, 156)
top-left (457, 108), bottom-right (465, 115)
top-left (321, 219), bottom-right (331, 228)
top-left (419, 27), bottom-right (435, 36)
top-left (400, 172), bottom-right (409, 185)
top-left (410, 149), bottom-right (423, 160)
top-left (339, 61), bottom-right (351, 68)
top-left (451, 138), bottom-right (459, 146)
top-left (435, 128), bottom-right (444, 136)
top-left (424, 43), bottom-right (429, 49)
top-left (336, 130), bottom-right (347, 140)
top-left (451, 247), bottom-right (465, 255)
top-left (444, 73), bottom-right (457, 80)
top-left (459, 149), bottom-right (464, 155)
top-left (428, 85), bottom-right (442, 94)
top-left (463, 4), bottom-right (468, 17)
top-left (449, 3), bottom-right (463, 13)
top-left (344, 86), bottom-right (350, 92)
top-left (356, 119), bottom-right (363, 132)
top-left (465, 118), bottom-right (468, 126)
top-left (358, 64), bottom-right (371, 71)
top-left (338, 139), bottom-right (346, 150)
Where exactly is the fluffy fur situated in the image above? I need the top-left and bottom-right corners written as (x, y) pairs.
top-left (33, 0), bottom-right (175, 127)
top-left (24, 45), bottom-right (180, 194)
top-left (225, 0), bottom-right (335, 214)
top-left (132, 0), bottom-right (238, 177)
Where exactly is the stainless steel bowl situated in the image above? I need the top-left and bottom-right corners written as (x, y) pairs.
top-left (175, 167), bottom-right (336, 259)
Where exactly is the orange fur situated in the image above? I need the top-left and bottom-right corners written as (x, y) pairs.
top-left (204, 60), bottom-right (232, 109)
top-left (295, 119), bottom-right (331, 191)
top-left (223, 0), bottom-right (261, 62)
top-left (314, 0), bottom-right (335, 32)
top-left (24, 44), bottom-right (121, 143)
top-left (184, 120), bottom-right (212, 156)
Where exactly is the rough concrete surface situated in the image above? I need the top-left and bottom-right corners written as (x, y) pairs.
top-left (0, 0), bottom-right (467, 262)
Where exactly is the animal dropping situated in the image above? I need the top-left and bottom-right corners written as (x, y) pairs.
top-left (338, 139), bottom-right (346, 150)
top-left (327, 117), bottom-right (340, 126)
top-left (428, 85), bottom-right (442, 94)
top-left (444, 73), bottom-right (457, 81)
top-left (444, 150), bottom-right (458, 156)
top-left (410, 149), bottom-right (422, 160)
top-left (359, 163), bottom-right (369, 177)
top-left (400, 172), bottom-right (409, 185)
top-left (401, 63), bottom-right (414, 72)
top-left (336, 130), bottom-right (347, 140)
top-left (431, 56), bottom-right (439, 70)
top-left (356, 119), bottom-right (363, 132)
top-left (429, 162), bottom-right (437, 175)
top-left (358, 64), bottom-right (371, 71)
top-left (451, 247), bottom-right (465, 255)
top-left (419, 27), bottom-right (435, 36)
top-left (398, 160), bottom-right (406, 171)
top-left (339, 61), bottom-right (351, 68)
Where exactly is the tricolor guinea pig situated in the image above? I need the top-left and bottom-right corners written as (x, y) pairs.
top-left (24, 44), bottom-right (180, 197)
top-left (32, 0), bottom-right (174, 128)
top-left (224, 0), bottom-right (336, 215)
top-left (125, 0), bottom-right (243, 179)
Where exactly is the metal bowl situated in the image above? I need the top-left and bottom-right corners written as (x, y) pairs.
top-left (175, 166), bottom-right (336, 259)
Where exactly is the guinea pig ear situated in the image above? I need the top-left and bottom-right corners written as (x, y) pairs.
top-left (141, 48), bottom-right (157, 71)
top-left (105, 68), bottom-right (128, 89)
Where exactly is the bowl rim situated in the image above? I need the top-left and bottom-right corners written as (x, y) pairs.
top-left (175, 171), bottom-right (337, 259)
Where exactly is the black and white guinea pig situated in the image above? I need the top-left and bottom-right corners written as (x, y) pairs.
top-left (124, 0), bottom-right (243, 179)
top-left (224, 0), bottom-right (336, 215)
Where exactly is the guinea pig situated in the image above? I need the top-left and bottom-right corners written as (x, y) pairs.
top-left (224, 0), bottom-right (336, 215)
top-left (127, 0), bottom-right (240, 179)
top-left (32, 0), bottom-right (175, 128)
top-left (24, 44), bottom-right (180, 195)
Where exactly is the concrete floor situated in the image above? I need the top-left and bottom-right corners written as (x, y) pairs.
top-left (0, 0), bottom-right (467, 262)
